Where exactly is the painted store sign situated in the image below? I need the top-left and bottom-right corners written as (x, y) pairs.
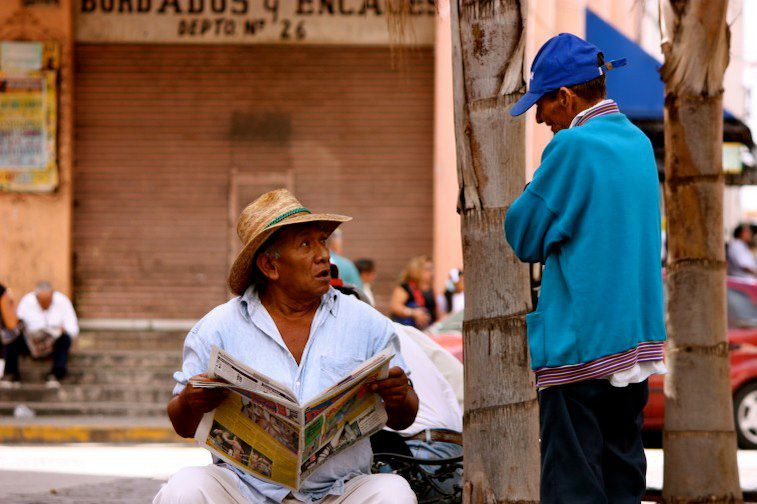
top-left (76, 0), bottom-right (436, 45)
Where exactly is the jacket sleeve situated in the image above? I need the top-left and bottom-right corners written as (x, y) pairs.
top-left (505, 191), bottom-right (567, 263)
top-left (504, 132), bottom-right (590, 263)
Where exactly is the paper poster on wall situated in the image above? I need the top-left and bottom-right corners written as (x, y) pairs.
top-left (0, 41), bottom-right (58, 192)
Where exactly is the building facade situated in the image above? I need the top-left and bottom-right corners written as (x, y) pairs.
top-left (0, 0), bottom-right (749, 322)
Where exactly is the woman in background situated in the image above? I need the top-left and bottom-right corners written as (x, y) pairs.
top-left (390, 255), bottom-right (437, 330)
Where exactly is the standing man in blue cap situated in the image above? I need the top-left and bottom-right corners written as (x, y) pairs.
top-left (504, 33), bottom-right (667, 503)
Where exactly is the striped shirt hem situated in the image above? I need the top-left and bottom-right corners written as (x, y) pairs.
top-left (535, 341), bottom-right (665, 388)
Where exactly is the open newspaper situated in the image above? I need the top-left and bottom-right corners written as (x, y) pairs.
top-left (192, 346), bottom-right (394, 490)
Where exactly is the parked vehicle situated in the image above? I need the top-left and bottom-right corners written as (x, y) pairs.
top-left (425, 310), bottom-right (463, 362)
top-left (645, 276), bottom-right (757, 448)
top-left (425, 276), bottom-right (757, 448)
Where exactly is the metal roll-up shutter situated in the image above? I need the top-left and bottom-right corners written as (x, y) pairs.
top-left (74, 44), bottom-right (434, 319)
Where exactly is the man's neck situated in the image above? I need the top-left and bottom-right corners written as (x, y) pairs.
top-left (260, 286), bottom-right (321, 320)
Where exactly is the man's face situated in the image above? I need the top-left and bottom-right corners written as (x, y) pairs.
top-left (36, 291), bottom-right (53, 310)
top-left (535, 87), bottom-right (579, 134)
top-left (36, 290), bottom-right (53, 310)
top-left (360, 270), bottom-right (377, 285)
top-left (741, 226), bottom-right (754, 243)
top-left (263, 223), bottom-right (332, 298)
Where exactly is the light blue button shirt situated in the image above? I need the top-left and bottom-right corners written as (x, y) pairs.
top-left (173, 286), bottom-right (408, 503)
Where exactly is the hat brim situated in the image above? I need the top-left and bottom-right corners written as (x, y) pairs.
top-left (509, 91), bottom-right (543, 117)
top-left (228, 213), bottom-right (351, 295)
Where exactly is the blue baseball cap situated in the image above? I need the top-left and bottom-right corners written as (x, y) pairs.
top-left (509, 33), bottom-right (627, 117)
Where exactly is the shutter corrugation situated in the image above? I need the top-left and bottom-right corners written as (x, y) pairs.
top-left (74, 44), bottom-right (434, 319)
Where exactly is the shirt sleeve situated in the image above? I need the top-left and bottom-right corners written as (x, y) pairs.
top-left (16, 293), bottom-right (30, 320)
top-left (505, 132), bottom-right (590, 263)
top-left (729, 241), bottom-right (757, 269)
top-left (172, 316), bottom-right (222, 396)
top-left (60, 295), bottom-right (80, 338)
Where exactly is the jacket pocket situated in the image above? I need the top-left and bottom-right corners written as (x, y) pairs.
top-left (525, 311), bottom-right (546, 369)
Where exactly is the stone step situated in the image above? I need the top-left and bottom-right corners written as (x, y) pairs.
top-left (75, 330), bottom-right (187, 351)
top-left (19, 366), bottom-right (176, 385)
top-left (0, 400), bottom-right (169, 417)
top-left (16, 349), bottom-right (181, 369)
top-left (0, 384), bottom-right (174, 404)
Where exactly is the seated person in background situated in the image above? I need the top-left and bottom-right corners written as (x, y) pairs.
top-left (355, 258), bottom-right (378, 307)
top-left (2, 281), bottom-right (79, 388)
top-left (0, 282), bottom-right (23, 349)
top-left (372, 323), bottom-right (463, 498)
top-left (327, 229), bottom-right (364, 290)
top-left (155, 189), bottom-right (419, 504)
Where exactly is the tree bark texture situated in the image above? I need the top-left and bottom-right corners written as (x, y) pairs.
top-left (449, 0), bottom-right (540, 502)
top-left (660, 1), bottom-right (742, 502)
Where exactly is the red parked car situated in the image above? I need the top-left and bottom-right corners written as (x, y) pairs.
top-left (426, 276), bottom-right (757, 448)
top-left (645, 276), bottom-right (757, 448)
top-left (425, 310), bottom-right (464, 362)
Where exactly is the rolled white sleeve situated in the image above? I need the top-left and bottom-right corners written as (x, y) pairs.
top-left (172, 318), bottom-right (221, 396)
top-left (59, 294), bottom-right (80, 338)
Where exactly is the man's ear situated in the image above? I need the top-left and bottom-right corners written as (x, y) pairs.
top-left (256, 252), bottom-right (279, 282)
top-left (557, 87), bottom-right (572, 108)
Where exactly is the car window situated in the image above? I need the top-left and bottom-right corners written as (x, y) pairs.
top-left (728, 288), bottom-right (757, 328)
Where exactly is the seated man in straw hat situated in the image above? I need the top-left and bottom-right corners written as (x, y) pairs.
top-left (154, 189), bottom-right (419, 504)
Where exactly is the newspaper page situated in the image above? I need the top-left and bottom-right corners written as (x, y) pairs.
top-left (194, 346), bottom-right (394, 490)
top-left (199, 346), bottom-right (297, 403)
top-left (299, 348), bottom-right (393, 481)
top-left (195, 387), bottom-right (302, 488)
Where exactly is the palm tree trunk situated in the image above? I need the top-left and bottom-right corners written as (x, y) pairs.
top-left (660, 1), bottom-right (742, 501)
top-left (449, 0), bottom-right (540, 501)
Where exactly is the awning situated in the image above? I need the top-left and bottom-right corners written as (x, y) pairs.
top-left (586, 9), bottom-right (755, 184)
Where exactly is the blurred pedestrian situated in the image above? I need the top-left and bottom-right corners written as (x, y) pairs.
top-left (505, 34), bottom-right (666, 503)
top-left (442, 268), bottom-right (464, 314)
top-left (3, 281), bottom-right (79, 388)
top-left (326, 229), bottom-right (364, 290)
top-left (390, 255), bottom-right (437, 330)
top-left (727, 223), bottom-right (756, 278)
top-left (0, 282), bottom-right (22, 345)
top-left (355, 258), bottom-right (377, 306)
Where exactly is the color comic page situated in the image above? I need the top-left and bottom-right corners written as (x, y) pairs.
top-left (197, 392), bottom-right (301, 489)
top-left (299, 366), bottom-right (389, 480)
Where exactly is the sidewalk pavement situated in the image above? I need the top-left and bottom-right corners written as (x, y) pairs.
top-left (1, 444), bottom-right (757, 503)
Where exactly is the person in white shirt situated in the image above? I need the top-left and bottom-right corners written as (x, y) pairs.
top-left (1, 281), bottom-right (79, 388)
top-left (441, 268), bottom-right (465, 314)
top-left (376, 323), bottom-right (463, 498)
top-left (728, 223), bottom-right (757, 278)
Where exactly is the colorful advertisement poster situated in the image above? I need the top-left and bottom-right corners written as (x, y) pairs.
top-left (0, 41), bottom-right (58, 192)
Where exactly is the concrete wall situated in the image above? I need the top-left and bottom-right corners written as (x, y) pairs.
top-left (0, 0), bottom-right (73, 298)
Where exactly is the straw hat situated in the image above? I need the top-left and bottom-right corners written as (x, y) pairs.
top-left (228, 189), bottom-right (351, 295)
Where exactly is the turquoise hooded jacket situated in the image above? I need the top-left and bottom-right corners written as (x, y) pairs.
top-left (504, 113), bottom-right (666, 370)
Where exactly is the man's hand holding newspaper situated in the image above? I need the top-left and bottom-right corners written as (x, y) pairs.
top-left (183, 373), bottom-right (229, 413)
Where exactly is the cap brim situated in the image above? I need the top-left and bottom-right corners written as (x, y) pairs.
top-left (228, 213), bottom-right (351, 295)
top-left (509, 91), bottom-right (543, 117)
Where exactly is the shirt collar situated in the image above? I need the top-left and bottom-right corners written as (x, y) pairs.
top-left (569, 98), bottom-right (620, 128)
top-left (239, 285), bottom-right (339, 321)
